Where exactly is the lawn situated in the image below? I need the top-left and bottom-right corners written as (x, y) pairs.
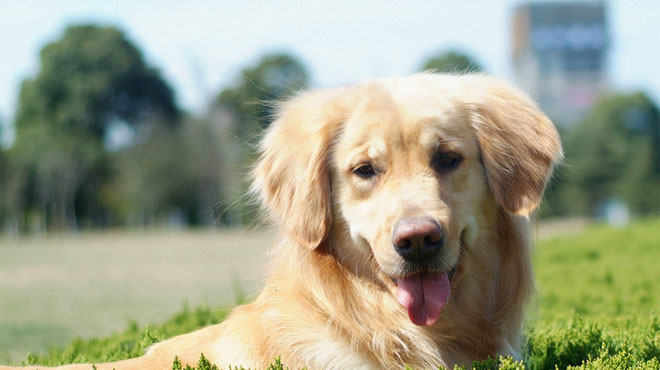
top-left (0, 228), bottom-right (273, 364)
top-left (533, 218), bottom-right (660, 324)
top-left (525, 217), bottom-right (660, 370)
top-left (1, 218), bottom-right (659, 369)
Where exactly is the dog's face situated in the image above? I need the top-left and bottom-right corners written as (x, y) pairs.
top-left (329, 86), bottom-right (487, 326)
top-left (253, 74), bottom-right (562, 327)
top-left (331, 84), bottom-right (486, 275)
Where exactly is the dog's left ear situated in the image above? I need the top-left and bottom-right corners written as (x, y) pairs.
top-left (251, 88), bottom-right (347, 249)
top-left (469, 77), bottom-right (563, 216)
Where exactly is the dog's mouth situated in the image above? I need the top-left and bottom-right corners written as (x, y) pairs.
top-left (390, 266), bottom-right (456, 326)
top-left (381, 226), bottom-right (470, 326)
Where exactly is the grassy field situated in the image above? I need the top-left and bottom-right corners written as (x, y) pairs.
top-left (533, 218), bottom-right (660, 324)
top-left (0, 228), bottom-right (274, 363)
top-left (1, 218), bottom-right (659, 369)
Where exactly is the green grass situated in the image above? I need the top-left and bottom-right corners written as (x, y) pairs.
top-left (0, 229), bottom-right (271, 363)
top-left (8, 218), bottom-right (660, 369)
top-left (533, 218), bottom-right (660, 323)
top-left (19, 305), bottom-right (230, 367)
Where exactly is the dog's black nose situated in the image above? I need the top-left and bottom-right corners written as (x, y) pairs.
top-left (392, 217), bottom-right (444, 261)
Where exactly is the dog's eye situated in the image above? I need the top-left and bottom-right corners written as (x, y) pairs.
top-left (432, 151), bottom-right (462, 172)
top-left (353, 163), bottom-right (376, 178)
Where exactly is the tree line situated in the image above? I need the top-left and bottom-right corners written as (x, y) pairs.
top-left (0, 24), bottom-right (657, 234)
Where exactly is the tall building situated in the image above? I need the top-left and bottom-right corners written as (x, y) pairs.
top-left (512, 1), bottom-right (608, 125)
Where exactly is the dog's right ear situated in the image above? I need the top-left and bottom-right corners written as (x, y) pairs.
top-left (251, 88), bottom-right (347, 250)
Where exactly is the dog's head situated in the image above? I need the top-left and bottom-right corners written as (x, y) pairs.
top-left (253, 74), bottom-right (562, 326)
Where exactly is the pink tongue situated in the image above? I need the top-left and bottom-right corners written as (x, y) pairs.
top-left (396, 272), bottom-right (451, 326)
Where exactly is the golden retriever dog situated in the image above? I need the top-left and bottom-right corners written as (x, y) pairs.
top-left (3, 73), bottom-right (562, 370)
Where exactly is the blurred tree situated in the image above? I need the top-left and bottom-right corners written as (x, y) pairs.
top-left (107, 116), bottom-right (227, 227)
top-left (419, 50), bottom-right (482, 74)
top-left (214, 53), bottom-right (310, 225)
top-left (216, 53), bottom-right (309, 140)
top-left (9, 24), bottom-right (178, 231)
top-left (0, 144), bottom-right (4, 229)
top-left (0, 115), bottom-right (5, 226)
top-left (544, 92), bottom-right (660, 217)
top-left (15, 25), bottom-right (178, 138)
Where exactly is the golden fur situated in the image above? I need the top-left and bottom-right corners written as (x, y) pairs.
top-left (2, 73), bottom-right (562, 370)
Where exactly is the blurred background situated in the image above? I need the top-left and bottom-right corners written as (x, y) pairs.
top-left (0, 0), bottom-right (658, 364)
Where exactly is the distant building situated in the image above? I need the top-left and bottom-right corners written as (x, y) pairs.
top-left (512, 1), bottom-right (609, 125)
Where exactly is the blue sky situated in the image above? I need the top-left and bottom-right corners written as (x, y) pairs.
top-left (1, 0), bottom-right (658, 143)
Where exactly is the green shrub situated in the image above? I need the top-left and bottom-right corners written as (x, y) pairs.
top-left (523, 317), bottom-right (660, 370)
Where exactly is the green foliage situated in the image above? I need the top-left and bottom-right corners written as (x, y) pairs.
top-left (171, 355), bottom-right (292, 370)
top-left (13, 220), bottom-right (660, 369)
top-left (214, 53), bottom-right (310, 225)
top-left (524, 319), bottom-right (660, 370)
top-left (419, 50), bottom-right (482, 74)
top-left (0, 146), bottom-right (6, 224)
top-left (15, 24), bottom-right (177, 138)
top-left (567, 349), bottom-right (660, 370)
top-left (544, 92), bottom-right (660, 217)
top-left (265, 357), bottom-right (289, 370)
top-left (172, 354), bottom-right (220, 370)
top-left (446, 356), bottom-right (524, 370)
top-left (106, 117), bottom-right (228, 226)
top-left (524, 319), bottom-right (612, 370)
top-left (3, 22), bottom-right (658, 230)
top-left (216, 53), bottom-right (309, 139)
top-left (8, 24), bottom-right (178, 231)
